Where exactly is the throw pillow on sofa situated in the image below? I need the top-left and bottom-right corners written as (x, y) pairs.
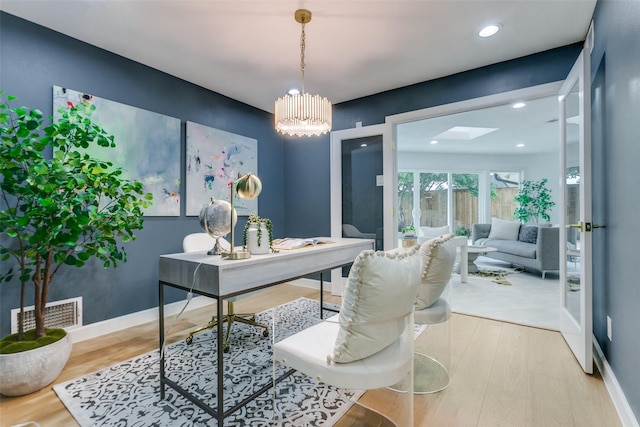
top-left (488, 218), bottom-right (521, 240)
top-left (518, 225), bottom-right (538, 244)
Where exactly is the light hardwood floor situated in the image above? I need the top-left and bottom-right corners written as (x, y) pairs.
top-left (0, 284), bottom-right (622, 427)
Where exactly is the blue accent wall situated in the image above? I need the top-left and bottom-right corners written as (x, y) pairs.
top-left (0, 12), bottom-right (285, 337)
top-left (591, 0), bottom-right (640, 420)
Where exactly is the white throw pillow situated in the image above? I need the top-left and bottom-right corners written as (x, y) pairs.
top-left (415, 234), bottom-right (456, 310)
top-left (332, 246), bottom-right (421, 363)
top-left (487, 218), bottom-right (521, 241)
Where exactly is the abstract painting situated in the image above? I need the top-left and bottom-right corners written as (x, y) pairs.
top-left (186, 121), bottom-right (258, 216)
top-left (53, 86), bottom-right (181, 216)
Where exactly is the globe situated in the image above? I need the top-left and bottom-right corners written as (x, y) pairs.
top-left (199, 198), bottom-right (237, 255)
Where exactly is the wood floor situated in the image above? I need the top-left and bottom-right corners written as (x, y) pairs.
top-left (0, 284), bottom-right (622, 427)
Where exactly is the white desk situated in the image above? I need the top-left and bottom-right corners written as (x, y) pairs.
top-left (158, 237), bottom-right (373, 426)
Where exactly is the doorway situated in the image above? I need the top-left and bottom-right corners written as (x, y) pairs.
top-left (389, 82), bottom-right (564, 330)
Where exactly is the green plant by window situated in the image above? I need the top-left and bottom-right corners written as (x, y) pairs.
top-left (455, 226), bottom-right (470, 237)
top-left (242, 214), bottom-right (273, 250)
top-left (0, 92), bottom-right (152, 350)
top-left (513, 178), bottom-right (555, 223)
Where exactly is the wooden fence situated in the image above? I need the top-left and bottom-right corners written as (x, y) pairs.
top-left (399, 187), bottom-right (521, 231)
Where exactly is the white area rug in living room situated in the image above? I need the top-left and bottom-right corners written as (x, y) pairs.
top-left (451, 257), bottom-right (561, 330)
top-left (54, 298), bottom-right (361, 427)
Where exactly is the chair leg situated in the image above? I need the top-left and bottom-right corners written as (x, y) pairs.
top-left (226, 301), bottom-right (269, 340)
top-left (186, 301), bottom-right (269, 349)
top-left (185, 315), bottom-right (226, 345)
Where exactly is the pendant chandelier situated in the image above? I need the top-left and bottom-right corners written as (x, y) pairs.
top-left (274, 9), bottom-right (332, 137)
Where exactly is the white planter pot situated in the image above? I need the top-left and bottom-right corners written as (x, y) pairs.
top-left (246, 223), bottom-right (270, 254)
top-left (0, 333), bottom-right (72, 396)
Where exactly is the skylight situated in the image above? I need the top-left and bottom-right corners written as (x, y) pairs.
top-left (433, 126), bottom-right (499, 141)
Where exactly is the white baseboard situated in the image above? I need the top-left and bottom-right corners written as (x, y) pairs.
top-left (68, 295), bottom-right (216, 343)
top-left (593, 336), bottom-right (639, 427)
top-left (67, 280), bottom-right (324, 343)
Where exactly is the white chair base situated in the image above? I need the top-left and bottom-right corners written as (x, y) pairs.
top-left (412, 297), bottom-right (451, 394)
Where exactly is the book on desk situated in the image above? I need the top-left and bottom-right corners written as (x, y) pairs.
top-left (272, 237), bottom-right (334, 250)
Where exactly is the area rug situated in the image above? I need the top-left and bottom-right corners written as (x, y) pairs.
top-left (474, 265), bottom-right (524, 286)
top-left (452, 260), bottom-right (561, 331)
top-left (54, 298), bottom-right (364, 427)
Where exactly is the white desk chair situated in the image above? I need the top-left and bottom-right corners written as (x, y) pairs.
top-left (273, 246), bottom-right (421, 425)
top-left (413, 234), bottom-right (457, 393)
top-left (416, 226), bottom-right (468, 283)
top-left (182, 233), bottom-right (268, 350)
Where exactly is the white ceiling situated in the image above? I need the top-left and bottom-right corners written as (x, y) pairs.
top-left (1, 0), bottom-right (596, 115)
top-left (397, 94), bottom-right (563, 154)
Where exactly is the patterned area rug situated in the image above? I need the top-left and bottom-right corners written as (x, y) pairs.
top-left (54, 298), bottom-right (361, 426)
top-left (475, 265), bottom-right (524, 286)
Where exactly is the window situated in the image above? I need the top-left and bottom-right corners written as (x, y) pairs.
top-left (490, 171), bottom-right (521, 220)
top-left (398, 171), bottom-right (481, 235)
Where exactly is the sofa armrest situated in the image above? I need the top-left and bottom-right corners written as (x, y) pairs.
top-left (471, 224), bottom-right (491, 244)
top-left (536, 227), bottom-right (560, 271)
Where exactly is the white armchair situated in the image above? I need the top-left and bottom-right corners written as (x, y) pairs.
top-left (273, 246), bottom-right (421, 425)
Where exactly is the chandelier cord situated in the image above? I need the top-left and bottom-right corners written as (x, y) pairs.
top-left (300, 20), bottom-right (306, 94)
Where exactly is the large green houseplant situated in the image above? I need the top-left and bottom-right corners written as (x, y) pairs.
top-left (0, 93), bottom-right (152, 394)
top-left (513, 178), bottom-right (555, 223)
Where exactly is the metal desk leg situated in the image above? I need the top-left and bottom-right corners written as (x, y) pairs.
top-left (158, 281), bottom-right (165, 399)
top-left (217, 297), bottom-right (224, 426)
top-left (319, 272), bottom-right (324, 318)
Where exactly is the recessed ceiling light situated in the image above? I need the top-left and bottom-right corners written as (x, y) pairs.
top-left (512, 102), bottom-right (526, 109)
top-left (360, 143), bottom-right (367, 147)
top-left (288, 88), bottom-right (300, 95)
top-left (430, 140), bottom-right (439, 145)
top-left (516, 143), bottom-right (525, 148)
top-left (479, 24), bottom-right (501, 38)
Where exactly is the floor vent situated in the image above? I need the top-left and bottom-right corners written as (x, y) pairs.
top-left (11, 297), bottom-right (83, 334)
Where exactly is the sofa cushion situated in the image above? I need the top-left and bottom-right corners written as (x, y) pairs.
top-left (485, 239), bottom-right (537, 259)
top-left (488, 218), bottom-right (521, 241)
top-left (518, 225), bottom-right (539, 244)
top-left (332, 246), bottom-right (421, 363)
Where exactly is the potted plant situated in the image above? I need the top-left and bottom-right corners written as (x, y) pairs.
top-left (0, 93), bottom-right (152, 396)
top-left (513, 178), bottom-right (556, 223)
top-left (455, 226), bottom-right (471, 237)
top-left (242, 214), bottom-right (273, 254)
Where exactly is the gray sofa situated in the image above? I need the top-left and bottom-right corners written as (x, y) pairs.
top-left (471, 223), bottom-right (559, 278)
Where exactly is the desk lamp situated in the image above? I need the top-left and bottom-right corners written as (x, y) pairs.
top-left (224, 172), bottom-right (262, 260)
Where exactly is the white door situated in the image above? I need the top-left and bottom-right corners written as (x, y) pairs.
top-left (559, 49), bottom-right (594, 374)
top-left (330, 124), bottom-right (393, 295)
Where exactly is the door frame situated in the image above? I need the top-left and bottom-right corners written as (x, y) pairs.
top-left (330, 124), bottom-right (393, 295)
top-left (559, 49), bottom-right (593, 374)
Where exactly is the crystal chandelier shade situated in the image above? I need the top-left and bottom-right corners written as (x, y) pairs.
top-left (274, 9), bottom-right (332, 137)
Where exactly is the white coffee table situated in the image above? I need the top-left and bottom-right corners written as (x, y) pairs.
top-left (457, 245), bottom-right (497, 274)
